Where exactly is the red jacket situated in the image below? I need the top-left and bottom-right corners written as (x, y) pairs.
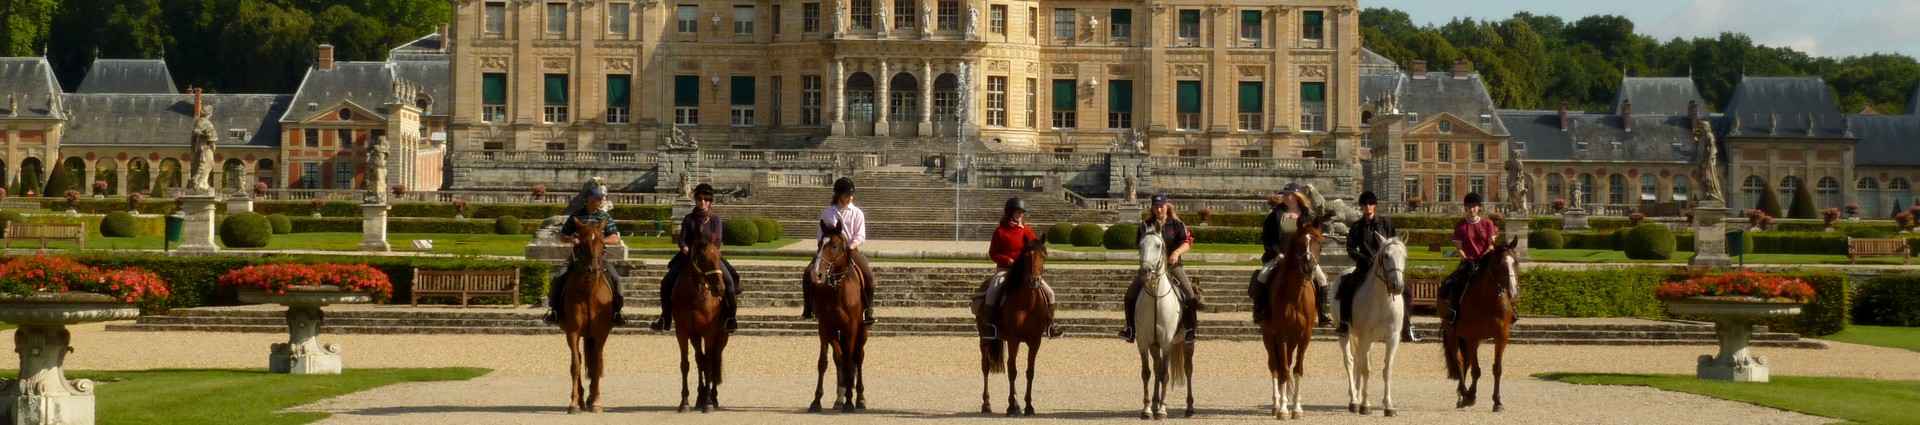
top-left (989, 223), bottom-right (1038, 267)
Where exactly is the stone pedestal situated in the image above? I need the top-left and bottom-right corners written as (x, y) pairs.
top-left (1503, 217), bottom-right (1530, 261)
top-left (359, 203), bottom-right (390, 252)
top-left (1668, 300), bottom-right (1802, 383)
top-left (1560, 208), bottom-right (1590, 230)
top-left (176, 195), bottom-right (220, 254)
top-left (0, 294), bottom-right (140, 425)
top-left (226, 195), bottom-right (254, 214)
top-left (1689, 206), bottom-right (1732, 267)
top-left (239, 288), bottom-right (373, 375)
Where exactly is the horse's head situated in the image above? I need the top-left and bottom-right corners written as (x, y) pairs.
top-left (1137, 225), bottom-right (1166, 275)
top-left (1372, 234), bottom-right (1409, 294)
top-left (1288, 208), bottom-right (1332, 275)
top-left (815, 220), bottom-right (852, 285)
top-left (688, 241), bottom-right (726, 295)
top-left (1018, 236), bottom-right (1048, 285)
top-left (1480, 237), bottom-right (1522, 291)
top-left (570, 217), bottom-right (609, 271)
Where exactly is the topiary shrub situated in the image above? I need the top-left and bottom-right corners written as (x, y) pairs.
top-left (101, 211), bottom-right (140, 238)
top-left (1623, 223), bottom-right (1675, 260)
top-left (1757, 179), bottom-right (1784, 218)
top-left (1610, 228), bottom-right (1631, 250)
top-left (753, 216), bottom-right (781, 243)
top-left (267, 214), bottom-right (293, 234)
top-left (1854, 274), bottom-right (1920, 326)
top-left (723, 217), bottom-right (760, 246)
top-left (1103, 223), bottom-right (1140, 249)
top-left (1046, 222), bottom-right (1076, 244)
top-left (218, 212), bottom-right (273, 248)
top-left (1071, 224), bottom-right (1104, 247)
top-left (1529, 228), bottom-right (1566, 249)
top-left (493, 215), bottom-right (522, 235)
top-left (0, 211), bottom-right (22, 236)
top-left (1788, 179), bottom-right (1818, 219)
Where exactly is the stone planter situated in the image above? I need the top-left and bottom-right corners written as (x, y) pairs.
top-left (1666, 298), bottom-right (1804, 382)
top-left (239, 286), bottom-right (374, 375)
top-left (0, 293), bottom-right (141, 425)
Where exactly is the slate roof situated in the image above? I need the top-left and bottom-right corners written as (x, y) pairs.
top-left (0, 57), bottom-right (63, 118)
top-left (1397, 72), bottom-right (1509, 136)
top-left (76, 59), bottom-right (178, 94)
top-left (283, 62), bottom-right (399, 122)
top-left (390, 60), bottom-right (450, 117)
top-left (1359, 48), bottom-right (1400, 77)
top-left (1721, 77), bottom-right (1852, 139)
top-left (59, 94), bottom-right (289, 148)
top-left (1613, 77), bottom-right (1704, 116)
top-left (1849, 115), bottom-right (1920, 166)
top-left (388, 33), bottom-right (447, 62)
top-left (1500, 110), bottom-right (1698, 162)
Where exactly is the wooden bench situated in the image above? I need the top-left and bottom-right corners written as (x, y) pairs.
top-left (3, 222), bottom-right (84, 250)
top-left (411, 269), bottom-right (521, 307)
top-left (1408, 278), bottom-right (1442, 309)
top-left (1847, 238), bottom-right (1911, 265)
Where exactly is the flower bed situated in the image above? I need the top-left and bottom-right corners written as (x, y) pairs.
top-left (217, 263), bottom-right (393, 300)
top-left (0, 255), bottom-right (171, 304)
top-left (1656, 271), bottom-right (1816, 304)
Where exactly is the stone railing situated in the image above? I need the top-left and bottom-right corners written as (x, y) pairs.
top-left (979, 175), bottom-right (1048, 191)
top-left (701, 149), bottom-right (876, 169)
top-left (1146, 156), bottom-right (1342, 172)
top-left (259, 189), bottom-right (675, 205)
top-left (451, 150), bottom-right (659, 166)
top-left (973, 153), bottom-right (1109, 168)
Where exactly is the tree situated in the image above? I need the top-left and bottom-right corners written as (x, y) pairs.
top-left (1788, 179), bottom-right (1818, 219)
top-left (47, 0), bottom-right (169, 90)
top-left (1757, 179), bottom-right (1784, 218)
top-left (0, 0), bottom-right (56, 57)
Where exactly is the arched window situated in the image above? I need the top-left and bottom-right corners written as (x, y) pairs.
top-left (1578, 174), bottom-right (1596, 206)
top-left (1780, 175), bottom-right (1803, 200)
top-left (1608, 174), bottom-right (1627, 204)
top-left (1892, 178), bottom-right (1914, 212)
top-left (1742, 175), bottom-right (1766, 208)
top-left (1639, 175), bottom-right (1658, 202)
top-left (1817, 177), bottom-right (1841, 208)
top-left (1673, 175), bottom-right (1691, 202)
top-left (1547, 174), bottom-right (1566, 200)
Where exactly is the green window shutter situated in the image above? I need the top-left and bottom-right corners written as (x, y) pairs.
top-left (1109, 79), bottom-right (1132, 113)
top-left (544, 74), bottom-right (568, 105)
top-left (674, 75), bottom-right (699, 107)
top-left (1179, 10), bottom-right (1199, 28)
top-left (606, 75), bottom-right (632, 107)
top-left (482, 74), bottom-right (507, 105)
top-left (1300, 82), bottom-right (1325, 103)
top-left (1304, 11), bottom-right (1323, 27)
top-left (1241, 10), bottom-right (1260, 30)
top-left (1111, 9), bottom-right (1130, 27)
top-left (1052, 79), bottom-right (1076, 110)
top-left (1177, 81), bottom-right (1201, 114)
top-left (1239, 82), bottom-right (1262, 113)
top-left (731, 76), bottom-right (755, 105)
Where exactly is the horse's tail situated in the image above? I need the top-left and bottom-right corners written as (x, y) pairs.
top-left (982, 340), bottom-right (1006, 375)
top-left (1170, 341), bottom-right (1190, 386)
top-left (1442, 331), bottom-right (1463, 381)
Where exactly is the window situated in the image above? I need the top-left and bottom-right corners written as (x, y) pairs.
top-left (677, 5), bottom-right (698, 33)
top-left (1547, 174), bottom-right (1566, 199)
top-left (1300, 82), bottom-right (1327, 132)
top-left (1237, 81), bottom-right (1263, 131)
top-left (1437, 176), bottom-right (1454, 204)
top-left (300, 162), bottom-right (320, 189)
top-left (1302, 10), bottom-right (1324, 41)
top-left (485, 2), bottom-right (507, 35)
top-left (1239, 10), bottom-right (1261, 47)
top-left (1472, 143), bottom-right (1486, 162)
top-left (606, 75), bottom-right (631, 124)
top-left (1178, 149), bottom-right (1201, 157)
top-left (333, 160), bottom-right (354, 189)
top-left (1028, 7), bottom-right (1036, 38)
top-left (482, 73), bottom-right (508, 122)
top-left (770, 76), bottom-right (781, 126)
top-left (1438, 120), bottom-right (1452, 133)
top-left (896, 0), bottom-right (917, 30)
top-left (734, 6), bottom-right (755, 34)
top-left (1741, 176), bottom-right (1765, 207)
top-left (730, 76), bottom-right (755, 126)
top-left (303, 129), bottom-right (319, 148)
top-left (1437, 142), bottom-right (1451, 162)
top-left (771, 5), bottom-right (781, 34)
top-left (801, 75), bottom-right (823, 126)
top-left (1403, 143), bottom-right (1417, 162)
top-left (1640, 175), bottom-right (1658, 202)
top-left (1405, 176), bottom-right (1421, 201)
top-left (987, 76), bottom-right (1007, 126)
top-left (1176, 80), bottom-right (1201, 130)
top-left (337, 129), bottom-right (354, 149)
top-left (1240, 149), bottom-right (1263, 158)
top-left (1052, 9), bottom-right (1075, 41)
top-left (1608, 174), bottom-right (1627, 204)
top-left (990, 5), bottom-right (1006, 34)
top-left (1818, 176), bottom-right (1841, 208)
top-left (853, 0), bottom-right (872, 29)
top-left (1051, 79), bottom-right (1077, 128)
top-left (609, 3), bottom-right (632, 36)
top-left (803, 3), bottom-right (820, 32)
top-left (1780, 175), bottom-right (1802, 200)
top-left (1108, 79), bottom-right (1132, 129)
top-left (1673, 176), bottom-right (1691, 201)
top-left (546, 142), bottom-right (567, 151)
top-left (1302, 149), bottom-right (1324, 158)
top-left (543, 74), bottom-right (569, 123)
top-left (938, 0), bottom-right (959, 30)
top-left (1026, 78), bottom-right (1037, 128)
top-left (608, 143), bottom-right (629, 152)
top-left (1470, 176), bottom-right (1487, 199)
top-left (1109, 9), bottom-right (1131, 41)
top-left (546, 3), bottom-right (569, 37)
top-left (1177, 10), bottom-right (1200, 45)
top-left (674, 75), bottom-right (699, 125)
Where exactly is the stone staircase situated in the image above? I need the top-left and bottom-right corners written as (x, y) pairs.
top-left (720, 168), bottom-right (1110, 240)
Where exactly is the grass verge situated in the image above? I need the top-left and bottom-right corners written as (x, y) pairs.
top-left (1824, 325), bottom-right (1920, 353)
top-left (0, 368), bottom-right (490, 425)
top-left (1538, 372), bottom-right (1920, 424)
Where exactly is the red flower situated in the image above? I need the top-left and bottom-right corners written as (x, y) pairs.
top-left (1656, 271), bottom-right (1816, 303)
top-left (0, 256), bottom-right (172, 304)
top-left (218, 263), bottom-right (393, 300)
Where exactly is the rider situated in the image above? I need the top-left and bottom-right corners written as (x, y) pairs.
top-left (545, 180), bottom-right (627, 326)
top-left (979, 197), bottom-right (1060, 340)
top-left (802, 177), bottom-right (877, 325)
top-left (649, 184), bottom-right (743, 332)
top-left (1119, 194), bottom-right (1204, 343)
top-left (1249, 186), bottom-right (1300, 323)
top-left (1336, 191), bottom-right (1419, 342)
top-left (1440, 192), bottom-right (1500, 324)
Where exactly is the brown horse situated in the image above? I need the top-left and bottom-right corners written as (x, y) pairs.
top-left (1260, 206), bottom-right (1330, 420)
top-left (981, 237), bottom-right (1052, 416)
top-left (1441, 238), bottom-right (1520, 412)
top-left (674, 242), bottom-right (731, 413)
top-left (808, 220), bottom-right (870, 413)
top-left (559, 218), bottom-right (616, 414)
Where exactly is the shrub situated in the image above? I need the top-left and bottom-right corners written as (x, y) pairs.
top-left (218, 212), bottom-right (273, 248)
top-left (128, 193), bottom-right (146, 211)
top-left (723, 217), bottom-right (760, 246)
top-left (0, 256), bottom-right (171, 305)
top-left (531, 184), bottom-right (547, 198)
top-left (308, 198), bottom-right (326, 216)
top-left (1757, 179), bottom-right (1784, 218)
top-left (217, 263), bottom-right (395, 301)
top-left (1103, 223), bottom-right (1140, 249)
top-left (1822, 208), bottom-right (1841, 229)
top-left (1656, 271), bottom-right (1814, 302)
top-left (266, 214), bottom-right (293, 234)
top-left (1788, 180), bottom-right (1817, 219)
top-left (1627, 212), bottom-right (1646, 227)
top-left (253, 182), bottom-right (270, 197)
top-left (73, 254), bottom-right (550, 308)
top-left (1046, 222), bottom-right (1076, 244)
top-left (1770, 272), bottom-right (1850, 336)
top-left (1197, 208), bottom-right (1214, 225)
top-left (1191, 226), bottom-right (1262, 244)
top-left (0, 210), bottom-right (24, 235)
top-left (1610, 228), bottom-right (1631, 250)
top-left (92, 180), bottom-right (108, 194)
top-left (1529, 229), bottom-right (1566, 249)
top-left (1854, 274), bottom-right (1920, 326)
top-left (1517, 268), bottom-right (1672, 318)
top-left (1624, 224), bottom-right (1676, 260)
top-left (493, 216), bottom-right (522, 235)
top-left (63, 190), bottom-right (80, 209)
top-left (452, 199), bottom-right (469, 218)
top-left (1551, 198), bottom-right (1568, 212)
top-left (1070, 224), bottom-right (1104, 247)
top-left (101, 211), bottom-right (140, 237)
top-left (752, 216), bottom-right (781, 242)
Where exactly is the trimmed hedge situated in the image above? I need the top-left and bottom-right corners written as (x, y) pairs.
top-left (38, 199), bottom-right (672, 221)
top-left (1854, 274), bottom-right (1920, 326)
top-left (1191, 226), bottom-right (1261, 244)
top-left (1071, 224), bottom-right (1104, 247)
top-left (100, 212), bottom-right (140, 237)
top-left (0, 211), bottom-right (23, 234)
top-left (1211, 213), bottom-right (1566, 231)
top-left (752, 217), bottom-right (782, 242)
top-left (493, 216), bottom-right (522, 235)
top-left (267, 214), bottom-right (293, 234)
top-left (723, 217), bottom-right (760, 246)
top-left (1529, 229), bottom-right (1565, 249)
top-left (1103, 223), bottom-right (1140, 249)
top-left (70, 254), bottom-right (551, 308)
top-left (1046, 222), bottom-right (1076, 244)
top-left (1623, 224), bottom-right (1675, 260)
top-left (1477, 267), bottom-right (1850, 336)
top-left (218, 213), bottom-right (273, 248)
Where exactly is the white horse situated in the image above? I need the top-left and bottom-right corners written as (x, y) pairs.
top-left (1134, 226), bottom-right (1191, 420)
top-left (1337, 234), bottom-right (1409, 417)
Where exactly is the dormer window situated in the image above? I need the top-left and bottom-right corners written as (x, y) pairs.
top-left (1479, 114), bottom-right (1492, 127)
top-left (1575, 141), bottom-right (1589, 152)
top-left (1437, 121), bottom-right (1452, 133)
top-left (338, 109), bottom-right (352, 121)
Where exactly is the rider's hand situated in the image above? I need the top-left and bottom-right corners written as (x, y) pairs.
top-left (679, 245), bottom-right (689, 254)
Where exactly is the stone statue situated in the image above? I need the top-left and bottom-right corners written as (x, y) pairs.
top-left (967, 7), bottom-right (979, 36)
top-left (5, 94), bottom-right (15, 117)
top-left (923, 8), bottom-right (934, 31)
top-left (1570, 186), bottom-right (1583, 209)
top-left (1506, 150), bottom-right (1530, 213)
top-left (1115, 128), bottom-right (1147, 154)
top-left (875, 5), bottom-right (887, 31)
top-left (187, 104), bottom-right (218, 196)
top-left (835, 1), bottom-right (847, 32)
top-left (679, 173), bottom-right (694, 200)
top-left (1124, 174), bottom-right (1137, 203)
top-left (365, 136), bottom-right (390, 203)
top-left (664, 125), bottom-right (699, 150)
top-left (1695, 118), bottom-right (1726, 203)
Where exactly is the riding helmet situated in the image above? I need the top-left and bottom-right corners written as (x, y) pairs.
top-left (694, 183), bottom-right (715, 198)
top-left (833, 177), bottom-right (857, 196)
top-left (1464, 192), bottom-right (1484, 206)
top-left (1151, 193), bottom-right (1170, 207)
top-left (1358, 191), bottom-right (1379, 206)
top-left (1005, 197), bottom-right (1028, 212)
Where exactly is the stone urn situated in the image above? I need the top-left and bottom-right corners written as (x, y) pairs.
top-left (0, 293), bottom-right (141, 425)
top-left (1666, 298), bottom-right (1804, 383)
top-left (238, 286), bottom-right (374, 375)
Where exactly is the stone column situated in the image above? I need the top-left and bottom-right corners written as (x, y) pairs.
top-left (81, 158), bottom-right (96, 196)
top-left (875, 60), bottom-right (891, 136)
top-left (919, 60), bottom-right (934, 135)
top-left (830, 59), bottom-right (846, 135)
top-left (1690, 202), bottom-right (1732, 267)
top-left (114, 159), bottom-right (129, 196)
top-left (1503, 216), bottom-right (1530, 261)
top-left (360, 203), bottom-right (390, 251)
top-left (175, 195), bottom-right (220, 254)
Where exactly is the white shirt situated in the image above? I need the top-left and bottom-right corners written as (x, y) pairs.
top-left (817, 203), bottom-right (867, 249)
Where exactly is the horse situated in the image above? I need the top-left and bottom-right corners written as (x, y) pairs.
top-left (1337, 234), bottom-right (1409, 417)
top-left (1442, 238), bottom-right (1520, 413)
top-left (558, 217), bottom-right (616, 414)
top-left (808, 220), bottom-right (869, 413)
top-left (1260, 209), bottom-right (1330, 420)
top-left (1134, 226), bottom-right (1193, 419)
top-left (673, 242), bottom-right (731, 413)
top-left (980, 237), bottom-right (1053, 417)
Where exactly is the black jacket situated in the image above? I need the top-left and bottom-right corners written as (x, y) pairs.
top-left (1261, 208), bottom-right (1286, 263)
top-left (1347, 215), bottom-right (1396, 269)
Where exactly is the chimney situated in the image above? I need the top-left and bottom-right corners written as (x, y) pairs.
top-left (1558, 101), bottom-right (1570, 132)
top-left (317, 44), bottom-right (335, 70)
top-left (437, 25), bottom-right (449, 51)
top-left (1452, 59), bottom-right (1472, 79)
top-left (1621, 99), bottom-right (1633, 132)
top-left (1410, 60), bottom-right (1428, 79)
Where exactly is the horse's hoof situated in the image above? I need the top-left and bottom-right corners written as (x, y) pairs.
top-left (677, 404), bottom-right (688, 413)
top-left (1024, 406), bottom-right (1035, 416)
top-left (567, 407), bottom-right (580, 415)
top-left (700, 404), bottom-right (712, 414)
top-left (1455, 400), bottom-right (1469, 409)
top-left (1141, 411), bottom-right (1152, 420)
top-left (841, 404), bottom-right (856, 414)
top-left (1154, 412), bottom-right (1167, 420)
top-left (1273, 410), bottom-right (1286, 420)
top-left (1290, 411), bottom-right (1301, 420)
top-left (832, 401), bottom-right (844, 410)
top-left (1007, 406), bottom-right (1020, 417)
top-left (1493, 404), bottom-right (1504, 413)
top-left (981, 404), bottom-right (993, 414)
top-left (1348, 403), bottom-right (1357, 413)
top-left (591, 406), bottom-right (604, 414)
top-left (808, 401), bottom-right (822, 413)
top-left (857, 400), bottom-right (868, 410)
top-left (1359, 406), bottom-right (1370, 415)
top-left (1384, 409), bottom-right (1397, 417)
top-left (1185, 408), bottom-right (1195, 418)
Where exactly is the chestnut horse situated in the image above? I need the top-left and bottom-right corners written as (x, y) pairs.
top-left (559, 218), bottom-right (616, 414)
top-left (808, 221), bottom-right (870, 413)
top-left (1260, 206), bottom-right (1331, 420)
top-left (980, 237), bottom-right (1052, 416)
top-left (674, 242), bottom-right (731, 413)
top-left (1441, 238), bottom-right (1520, 412)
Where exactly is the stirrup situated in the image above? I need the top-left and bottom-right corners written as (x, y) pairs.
top-left (1046, 324), bottom-right (1063, 339)
top-left (648, 318), bottom-right (671, 332)
top-left (980, 324), bottom-right (999, 341)
top-left (1117, 327), bottom-right (1134, 342)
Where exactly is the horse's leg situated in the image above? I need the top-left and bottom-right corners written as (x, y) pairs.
top-left (1355, 339), bottom-right (1372, 415)
top-left (1341, 335), bottom-right (1358, 413)
top-left (1138, 345), bottom-right (1151, 419)
top-left (1184, 341), bottom-right (1195, 418)
top-left (1023, 341), bottom-right (1038, 417)
top-left (1152, 346), bottom-right (1167, 420)
top-left (678, 336), bottom-right (691, 412)
top-left (980, 340), bottom-right (994, 415)
top-left (1277, 341), bottom-right (1293, 420)
top-left (585, 335), bottom-right (606, 413)
top-left (1291, 342), bottom-right (1308, 419)
top-left (810, 339), bottom-right (828, 413)
top-left (854, 335), bottom-right (869, 411)
top-left (566, 332), bottom-right (583, 414)
top-left (1493, 337), bottom-right (1507, 413)
top-left (836, 331), bottom-right (856, 413)
top-left (1453, 336), bottom-right (1469, 408)
top-left (693, 339), bottom-right (712, 413)
top-left (1383, 333), bottom-right (1400, 417)
top-left (711, 334), bottom-right (728, 411)
top-left (1004, 342), bottom-right (1020, 417)
top-left (1464, 338), bottom-right (1482, 409)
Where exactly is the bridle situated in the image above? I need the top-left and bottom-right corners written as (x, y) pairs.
top-left (687, 244), bottom-right (726, 294)
top-left (816, 241), bottom-right (854, 290)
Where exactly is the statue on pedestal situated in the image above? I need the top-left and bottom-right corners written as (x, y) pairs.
top-left (1506, 149), bottom-right (1530, 214)
top-left (365, 136), bottom-right (390, 204)
top-left (187, 103), bottom-right (218, 196)
top-left (664, 125), bottom-right (699, 150)
top-left (1695, 118), bottom-right (1726, 204)
top-left (967, 7), bottom-right (979, 36)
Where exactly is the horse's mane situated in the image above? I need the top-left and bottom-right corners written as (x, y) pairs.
top-left (1006, 236), bottom-right (1045, 288)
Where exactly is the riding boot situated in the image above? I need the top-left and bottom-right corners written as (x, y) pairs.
top-left (609, 279), bottom-right (629, 326)
top-left (861, 283), bottom-right (877, 326)
top-left (1336, 273), bottom-right (1362, 335)
top-left (1400, 289), bottom-right (1420, 342)
top-left (722, 294), bottom-right (739, 332)
top-left (979, 302), bottom-right (1000, 341)
top-left (1316, 283), bottom-right (1335, 327)
top-left (1248, 273), bottom-right (1269, 323)
top-left (1119, 276), bottom-right (1144, 342)
top-left (544, 270), bottom-right (569, 325)
top-left (1181, 307), bottom-right (1199, 343)
top-left (800, 258), bottom-right (817, 320)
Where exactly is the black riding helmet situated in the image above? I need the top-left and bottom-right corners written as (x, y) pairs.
top-left (833, 177), bottom-right (856, 196)
top-left (694, 183), bottom-right (715, 200)
top-left (1358, 191), bottom-right (1379, 206)
top-left (1464, 192), bottom-right (1484, 207)
top-left (1005, 197), bottom-right (1028, 212)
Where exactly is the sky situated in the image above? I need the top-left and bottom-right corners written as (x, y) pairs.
top-left (1368, 0), bottom-right (1920, 58)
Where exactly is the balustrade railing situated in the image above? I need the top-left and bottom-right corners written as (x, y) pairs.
top-left (259, 189), bottom-right (674, 205)
top-left (972, 152), bottom-right (1108, 168)
top-left (453, 150), bottom-right (658, 165)
top-left (1147, 156), bottom-right (1343, 172)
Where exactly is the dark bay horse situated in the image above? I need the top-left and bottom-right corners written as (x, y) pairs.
top-left (674, 242), bottom-right (731, 413)
top-left (1441, 238), bottom-right (1520, 412)
top-left (809, 221), bottom-right (870, 413)
top-left (981, 237), bottom-right (1052, 417)
top-left (1260, 205), bottom-right (1330, 420)
top-left (559, 218), bottom-right (616, 414)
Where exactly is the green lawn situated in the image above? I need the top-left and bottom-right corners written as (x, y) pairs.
top-left (1539, 373), bottom-right (1920, 424)
top-left (1049, 243), bottom-right (1268, 255)
top-left (8, 233), bottom-right (691, 257)
top-left (0, 368), bottom-right (488, 425)
top-left (0, 323), bottom-right (13, 331)
top-left (1825, 325), bottom-right (1920, 353)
